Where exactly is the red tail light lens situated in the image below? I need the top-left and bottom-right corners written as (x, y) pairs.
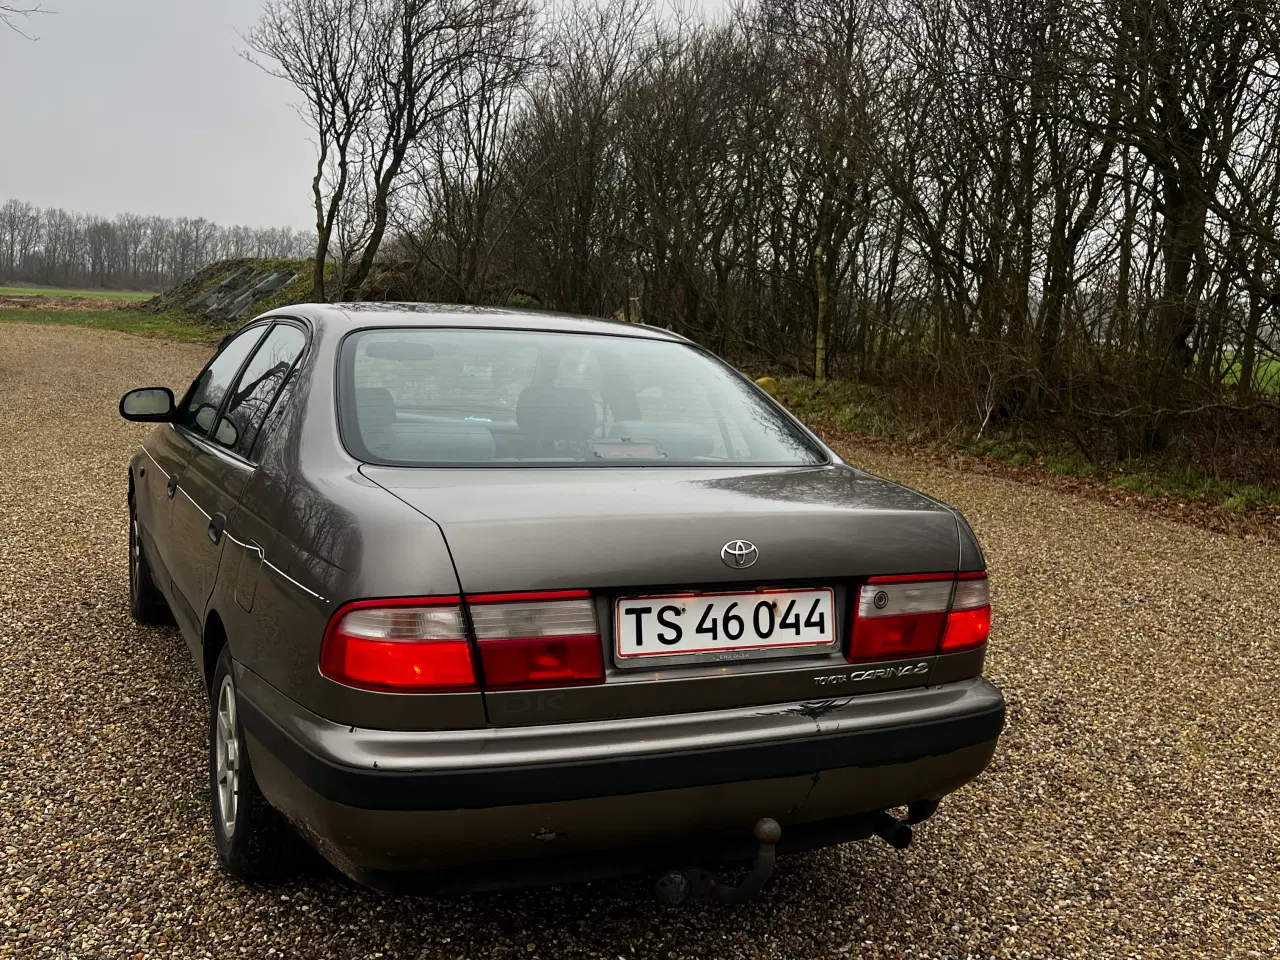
top-left (468, 590), bottom-right (604, 690)
top-left (319, 597), bottom-right (477, 692)
top-left (941, 573), bottom-right (991, 652)
top-left (850, 572), bottom-right (991, 662)
top-left (850, 575), bottom-right (951, 661)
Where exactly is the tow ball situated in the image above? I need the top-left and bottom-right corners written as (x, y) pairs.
top-left (654, 818), bottom-right (782, 906)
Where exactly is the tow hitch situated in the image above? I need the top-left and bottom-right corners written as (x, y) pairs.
top-left (654, 806), bottom-right (928, 905)
top-left (870, 811), bottom-right (912, 849)
top-left (654, 818), bottom-right (782, 906)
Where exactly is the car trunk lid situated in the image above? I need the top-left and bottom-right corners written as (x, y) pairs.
top-left (360, 464), bottom-right (962, 725)
top-left (360, 464), bottom-right (960, 590)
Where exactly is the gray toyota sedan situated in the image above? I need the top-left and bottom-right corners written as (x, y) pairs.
top-left (119, 304), bottom-right (1004, 896)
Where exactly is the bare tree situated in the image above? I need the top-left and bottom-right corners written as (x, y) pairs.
top-left (395, 0), bottom-right (540, 303)
top-left (344, 0), bottom-right (527, 295)
top-left (0, 198), bottom-right (311, 290)
top-left (245, 0), bottom-right (379, 301)
top-left (1, 3), bottom-right (43, 38)
top-left (505, 0), bottom-right (653, 315)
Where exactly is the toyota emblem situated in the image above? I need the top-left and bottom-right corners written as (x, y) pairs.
top-left (721, 540), bottom-right (759, 569)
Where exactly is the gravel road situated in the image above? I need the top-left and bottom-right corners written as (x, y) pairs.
top-left (1, 323), bottom-right (1276, 959)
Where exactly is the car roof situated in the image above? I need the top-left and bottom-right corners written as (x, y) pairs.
top-left (286, 302), bottom-right (690, 344)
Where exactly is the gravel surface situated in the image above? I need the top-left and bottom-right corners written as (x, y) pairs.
top-left (1, 323), bottom-right (1276, 959)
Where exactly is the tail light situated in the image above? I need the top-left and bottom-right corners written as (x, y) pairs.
top-left (850, 572), bottom-right (991, 663)
top-left (468, 590), bottom-right (604, 689)
top-left (849, 574), bottom-right (952, 662)
top-left (941, 573), bottom-right (991, 652)
top-left (319, 597), bottom-right (476, 692)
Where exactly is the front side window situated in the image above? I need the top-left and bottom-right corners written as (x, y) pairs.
top-left (214, 323), bottom-right (307, 459)
top-left (179, 325), bottom-right (268, 437)
top-left (339, 328), bottom-right (825, 467)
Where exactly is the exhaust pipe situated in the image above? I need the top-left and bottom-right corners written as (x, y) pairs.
top-left (655, 818), bottom-right (782, 906)
top-left (870, 811), bottom-right (913, 849)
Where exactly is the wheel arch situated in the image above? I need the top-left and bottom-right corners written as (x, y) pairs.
top-left (203, 610), bottom-right (229, 696)
top-left (127, 451), bottom-right (145, 508)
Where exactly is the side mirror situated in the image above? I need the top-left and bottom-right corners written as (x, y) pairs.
top-left (119, 387), bottom-right (176, 422)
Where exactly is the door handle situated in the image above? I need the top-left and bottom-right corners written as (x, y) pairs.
top-left (166, 474), bottom-right (179, 499)
top-left (208, 513), bottom-right (227, 545)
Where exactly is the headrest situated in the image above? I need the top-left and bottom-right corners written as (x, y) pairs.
top-left (611, 420), bottom-right (714, 459)
top-left (355, 387), bottom-right (397, 430)
top-left (516, 386), bottom-right (597, 439)
top-left (383, 421), bottom-right (496, 462)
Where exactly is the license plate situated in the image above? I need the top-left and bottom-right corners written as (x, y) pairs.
top-left (615, 588), bottom-right (837, 662)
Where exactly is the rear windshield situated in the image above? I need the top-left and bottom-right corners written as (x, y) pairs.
top-left (339, 327), bottom-right (826, 467)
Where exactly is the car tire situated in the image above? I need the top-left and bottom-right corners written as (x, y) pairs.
top-left (209, 644), bottom-right (305, 885)
top-left (129, 498), bottom-right (171, 625)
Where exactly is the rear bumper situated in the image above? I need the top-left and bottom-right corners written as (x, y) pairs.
top-left (243, 692), bottom-right (1002, 812)
top-left (238, 669), bottom-right (1004, 886)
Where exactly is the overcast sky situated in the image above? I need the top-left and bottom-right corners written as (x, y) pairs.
top-left (1, 0), bottom-right (722, 233)
top-left (1, 0), bottom-right (317, 229)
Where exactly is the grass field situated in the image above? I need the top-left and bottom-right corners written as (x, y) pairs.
top-left (0, 285), bottom-right (154, 301)
top-left (1219, 355), bottom-right (1280, 393)
top-left (0, 308), bottom-right (232, 343)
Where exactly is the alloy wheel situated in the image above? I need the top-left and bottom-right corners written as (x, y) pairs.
top-left (214, 675), bottom-right (240, 839)
top-left (129, 513), bottom-right (140, 602)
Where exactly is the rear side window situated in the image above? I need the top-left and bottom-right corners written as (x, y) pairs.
top-left (179, 325), bottom-right (268, 436)
top-left (339, 327), bottom-right (825, 467)
top-left (214, 323), bottom-right (307, 459)
top-left (253, 367), bottom-right (299, 459)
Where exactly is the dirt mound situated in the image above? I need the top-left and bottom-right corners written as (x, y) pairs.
top-left (141, 258), bottom-right (314, 322)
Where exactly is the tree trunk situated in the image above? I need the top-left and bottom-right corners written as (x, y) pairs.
top-left (814, 237), bottom-right (828, 382)
top-left (349, 161), bottom-right (401, 297)
top-left (310, 228), bottom-right (330, 303)
top-left (1156, 180), bottom-right (1208, 375)
top-left (1238, 250), bottom-right (1262, 395)
top-left (1111, 153), bottom-right (1135, 346)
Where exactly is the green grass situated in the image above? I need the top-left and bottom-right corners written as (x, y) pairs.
top-left (1035, 450), bottom-right (1275, 508)
top-left (1110, 467), bottom-right (1217, 500)
top-left (1101, 467), bottom-right (1280, 511)
top-left (0, 285), bottom-right (154, 301)
top-left (976, 441), bottom-right (1030, 466)
top-left (775, 377), bottom-right (905, 436)
top-left (977, 439), bottom-right (1280, 512)
top-left (1216, 355), bottom-right (1280, 393)
top-left (1222, 485), bottom-right (1270, 513)
top-left (0, 308), bottom-right (233, 343)
top-left (1042, 452), bottom-right (1101, 478)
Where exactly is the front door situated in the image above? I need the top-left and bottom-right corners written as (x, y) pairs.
top-left (169, 440), bottom-right (256, 641)
top-left (136, 422), bottom-right (194, 597)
